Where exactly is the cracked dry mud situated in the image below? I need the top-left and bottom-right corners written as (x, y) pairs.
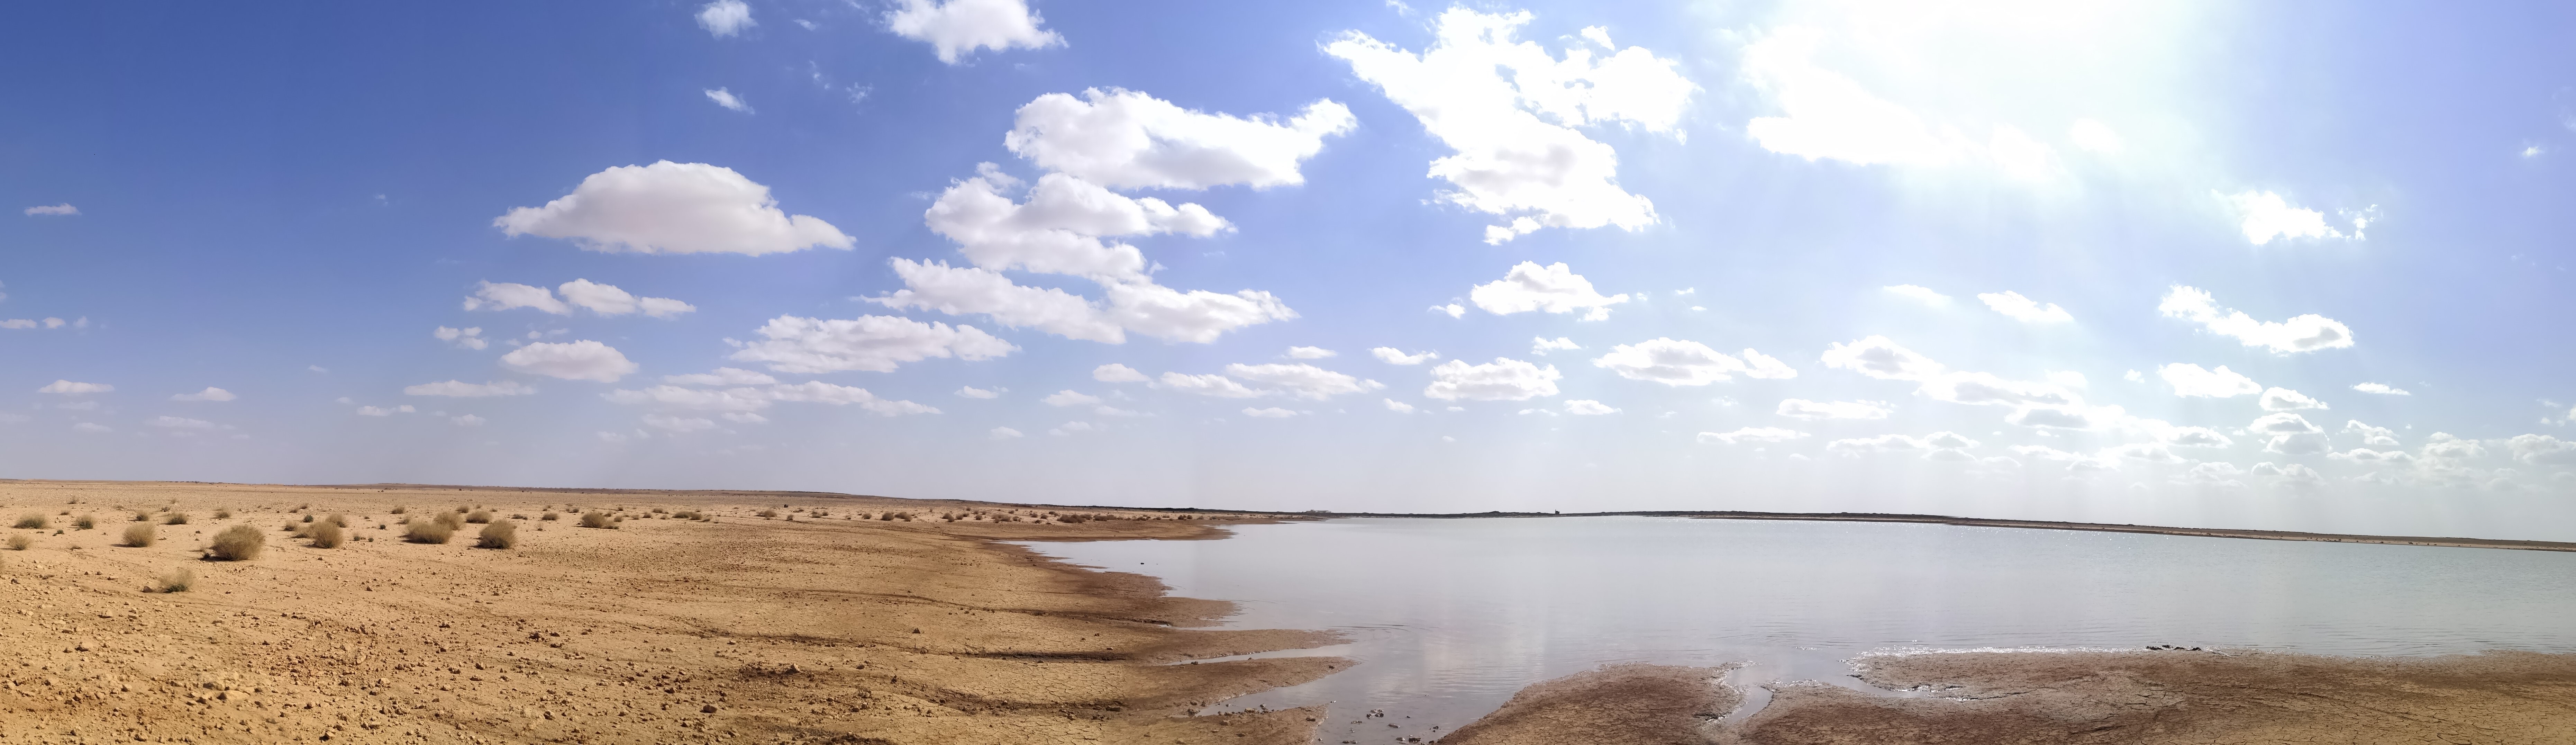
top-left (0, 480), bottom-right (1343, 744)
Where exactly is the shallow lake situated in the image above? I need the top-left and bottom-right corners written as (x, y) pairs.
top-left (1023, 516), bottom-right (2576, 739)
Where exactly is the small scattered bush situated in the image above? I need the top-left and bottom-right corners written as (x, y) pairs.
top-left (435, 511), bottom-right (465, 530)
top-left (465, 510), bottom-right (492, 524)
top-left (131, 511), bottom-right (151, 522)
top-left (455, 505), bottom-right (471, 514)
top-left (152, 567), bottom-right (194, 593)
top-left (214, 509), bottom-right (233, 519)
top-left (73, 514), bottom-right (95, 530)
top-left (297, 503), bottom-right (311, 511)
top-left (540, 512), bottom-right (560, 521)
top-left (204, 524), bottom-right (264, 561)
top-left (124, 523), bottom-right (156, 547)
top-left (327, 513), bottom-right (349, 527)
top-left (578, 511), bottom-right (617, 529)
top-left (165, 512), bottom-right (191, 525)
top-left (390, 506), bottom-right (409, 515)
top-left (476, 520), bottom-right (518, 549)
top-left (757, 509), bottom-right (779, 519)
top-left (13, 513), bottom-right (46, 530)
top-left (403, 517), bottom-right (455, 544)
top-left (6, 534), bottom-right (32, 551)
top-left (309, 520), bottom-right (345, 549)
top-left (301, 513), bottom-right (315, 523)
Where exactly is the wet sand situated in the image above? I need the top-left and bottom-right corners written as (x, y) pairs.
top-left (1438, 651), bottom-right (2576, 744)
top-left (0, 480), bottom-right (1342, 744)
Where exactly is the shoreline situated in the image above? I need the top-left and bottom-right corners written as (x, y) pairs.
top-left (22, 479), bottom-right (2567, 553)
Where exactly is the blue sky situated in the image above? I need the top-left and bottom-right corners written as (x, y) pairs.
top-left (7, 1), bottom-right (2576, 538)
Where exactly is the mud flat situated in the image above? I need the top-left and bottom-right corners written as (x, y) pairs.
top-left (1440, 650), bottom-right (2576, 744)
top-left (0, 480), bottom-right (1343, 744)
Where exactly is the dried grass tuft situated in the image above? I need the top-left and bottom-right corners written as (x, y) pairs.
top-left (540, 512), bottom-right (561, 521)
top-left (164, 512), bottom-right (191, 525)
top-left (578, 511), bottom-right (617, 529)
top-left (152, 567), bottom-right (194, 593)
top-left (476, 520), bottom-right (518, 549)
top-left (309, 520), bottom-right (345, 548)
top-left (5, 534), bottom-right (31, 551)
top-left (204, 524), bottom-right (264, 561)
top-left (13, 513), bottom-right (46, 530)
top-left (124, 523), bottom-right (156, 547)
top-left (390, 506), bottom-right (409, 514)
top-left (403, 517), bottom-right (455, 544)
top-left (214, 509), bottom-right (233, 519)
top-left (73, 514), bottom-right (96, 530)
top-left (435, 511), bottom-right (465, 530)
top-left (465, 510), bottom-right (493, 524)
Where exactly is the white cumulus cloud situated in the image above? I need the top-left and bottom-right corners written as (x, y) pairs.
top-left (1372, 347), bottom-right (1440, 365)
top-left (1775, 398), bottom-right (1891, 420)
top-left (1226, 363), bottom-right (1377, 400)
top-left (37, 380), bottom-right (112, 395)
top-left (2223, 190), bottom-right (2364, 245)
top-left (2159, 286), bottom-right (2353, 354)
top-left (1530, 337), bottom-right (1582, 355)
top-left (1592, 338), bottom-right (1769, 386)
top-left (1699, 427), bottom-right (1809, 445)
top-left (1285, 346), bottom-right (1336, 359)
top-left (1325, 8), bottom-right (1692, 243)
top-left (170, 387), bottom-right (236, 402)
top-left (703, 88), bottom-right (753, 114)
top-left (1242, 407), bottom-right (1299, 419)
top-left (1157, 372), bottom-right (1270, 399)
top-left (1564, 400), bottom-right (1619, 415)
top-left (2159, 363), bottom-right (2260, 398)
top-left (886, 0), bottom-right (1064, 65)
top-left (956, 386), bottom-right (1002, 399)
top-left (663, 368), bottom-right (776, 386)
top-left (1882, 284), bottom-right (1950, 306)
top-left (2351, 382), bottom-right (2411, 396)
top-left (1977, 290), bottom-right (2072, 323)
top-left (434, 326), bottom-right (488, 350)
top-left (494, 161), bottom-right (854, 255)
top-left (1424, 358), bottom-right (1561, 401)
top-left (1469, 262), bottom-right (1630, 320)
top-left (1042, 390), bottom-right (1101, 407)
top-left (1005, 89), bottom-right (1353, 190)
top-left (1092, 363), bottom-right (1148, 383)
top-left (24, 204), bottom-right (79, 216)
top-left (499, 340), bottom-right (637, 383)
top-left (404, 380), bottom-right (536, 397)
top-left (730, 314), bottom-right (1016, 374)
top-left (695, 0), bottom-right (754, 37)
top-left (2259, 387), bottom-right (2328, 412)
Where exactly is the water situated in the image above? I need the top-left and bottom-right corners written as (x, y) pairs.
top-left (1023, 516), bottom-right (2576, 738)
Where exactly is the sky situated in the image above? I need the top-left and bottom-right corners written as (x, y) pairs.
top-left (7, 1), bottom-right (2576, 538)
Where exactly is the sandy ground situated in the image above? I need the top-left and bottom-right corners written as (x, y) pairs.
top-left (0, 480), bottom-right (1346, 744)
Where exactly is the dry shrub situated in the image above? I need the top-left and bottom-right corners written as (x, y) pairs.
top-left (390, 506), bottom-right (409, 514)
top-left (214, 509), bottom-right (233, 519)
top-left (301, 513), bottom-right (316, 523)
top-left (152, 567), bottom-right (194, 593)
top-left (204, 524), bottom-right (264, 561)
top-left (540, 511), bottom-right (561, 521)
top-left (476, 520), bottom-right (518, 549)
top-left (403, 517), bottom-right (454, 544)
top-left (73, 514), bottom-right (96, 530)
top-left (124, 523), bottom-right (156, 547)
top-left (165, 512), bottom-right (190, 525)
top-left (435, 511), bottom-right (465, 530)
top-left (465, 510), bottom-right (492, 524)
top-left (756, 509), bottom-right (779, 519)
top-left (13, 513), bottom-right (46, 530)
top-left (455, 505), bottom-right (470, 513)
top-left (328, 513), bottom-right (350, 527)
top-left (5, 534), bottom-right (31, 551)
top-left (308, 520), bottom-right (345, 548)
top-left (131, 511), bottom-right (151, 522)
top-left (578, 511), bottom-right (617, 529)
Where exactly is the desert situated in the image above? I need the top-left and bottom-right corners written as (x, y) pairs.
top-left (5, 479), bottom-right (2573, 744)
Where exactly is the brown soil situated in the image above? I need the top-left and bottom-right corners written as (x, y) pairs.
top-left (1439, 651), bottom-right (2576, 744)
top-left (0, 480), bottom-right (1346, 744)
top-left (1437, 663), bottom-right (1739, 745)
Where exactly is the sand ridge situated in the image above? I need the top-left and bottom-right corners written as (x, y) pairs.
top-left (0, 480), bottom-right (1345, 744)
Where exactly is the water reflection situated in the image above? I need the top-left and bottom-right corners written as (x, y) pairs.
top-left (1025, 517), bottom-right (2576, 737)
